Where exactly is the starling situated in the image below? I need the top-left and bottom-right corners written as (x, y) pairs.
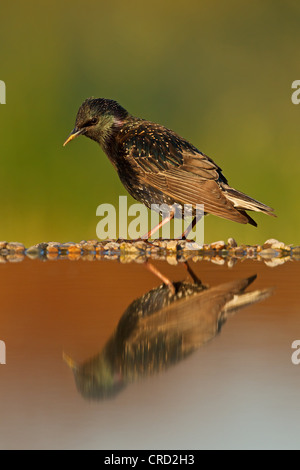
top-left (64, 98), bottom-right (276, 234)
top-left (64, 266), bottom-right (273, 400)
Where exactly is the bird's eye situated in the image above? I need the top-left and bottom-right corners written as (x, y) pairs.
top-left (85, 117), bottom-right (98, 127)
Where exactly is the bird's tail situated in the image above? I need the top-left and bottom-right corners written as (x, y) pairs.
top-left (222, 274), bottom-right (274, 316)
top-left (224, 287), bottom-right (274, 315)
top-left (224, 186), bottom-right (276, 218)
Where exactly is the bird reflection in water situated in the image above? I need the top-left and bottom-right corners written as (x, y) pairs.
top-left (64, 263), bottom-right (273, 400)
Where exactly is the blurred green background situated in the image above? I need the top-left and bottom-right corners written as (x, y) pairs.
top-left (1, 0), bottom-right (299, 246)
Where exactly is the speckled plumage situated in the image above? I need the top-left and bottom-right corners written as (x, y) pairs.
top-left (66, 272), bottom-right (272, 400)
top-left (64, 98), bottom-right (276, 226)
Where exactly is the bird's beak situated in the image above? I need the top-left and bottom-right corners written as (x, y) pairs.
top-left (63, 351), bottom-right (78, 371)
top-left (63, 127), bottom-right (85, 147)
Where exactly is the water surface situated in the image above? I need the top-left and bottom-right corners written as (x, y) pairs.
top-left (0, 258), bottom-right (299, 449)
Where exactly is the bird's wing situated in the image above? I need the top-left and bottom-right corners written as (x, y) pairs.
top-left (143, 170), bottom-right (248, 223)
top-left (126, 277), bottom-right (258, 352)
top-left (119, 121), bottom-right (247, 223)
top-left (119, 120), bottom-right (224, 176)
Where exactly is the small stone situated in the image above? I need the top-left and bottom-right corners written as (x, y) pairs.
top-left (119, 254), bottom-right (135, 263)
top-left (135, 240), bottom-right (148, 251)
top-left (263, 239), bottom-right (285, 250)
top-left (192, 255), bottom-right (203, 263)
top-left (81, 253), bottom-right (95, 261)
top-left (81, 242), bottom-right (96, 252)
top-left (104, 253), bottom-right (119, 260)
top-left (101, 239), bottom-right (115, 245)
top-left (149, 245), bottom-right (160, 254)
top-left (227, 257), bottom-right (237, 268)
top-left (211, 256), bottom-right (225, 265)
top-left (68, 252), bottom-right (82, 261)
top-left (272, 242), bottom-right (290, 251)
top-left (26, 246), bottom-right (43, 257)
top-left (152, 240), bottom-right (168, 249)
top-left (86, 239), bottom-right (98, 245)
top-left (203, 244), bottom-right (211, 251)
top-left (227, 238), bottom-right (237, 248)
top-left (119, 242), bottom-right (139, 253)
top-left (211, 240), bottom-right (225, 250)
top-left (104, 241), bottom-right (120, 252)
top-left (6, 242), bottom-right (25, 253)
top-left (47, 245), bottom-right (59, 254)
top-left (291, 251), bottom-right (300, 261)
top-left (178, 240), bottom-right (202, 251)
top-left (182, 252), bottom-right (195, 261)
top-left (68, 245), bottom-right (82, 254)
top-left (47, 242), bottom-right (60, 247)
top-left (150, 253), bottom-right (160, 260)
top-left (59, 253), bottom-right (69, 260)
top-left (246, 246), bottom-right (257, 258)
top-left (166, 240), bottom-right (178, 251)
top-left (0, 241), bottom-right (8, 250)
top-left (259, 248), bottom-right (279, 259)
top-left (166, 255), bottom-right (178, 265)
top-left (233, 248), bottom-right (246, 257)
top-left (57, 244), bottom-right (70, 255)
top-left (47, 252), bottom-right (59, 260)
top-left (134, 254), bottom-right (147, 263)
top-left (264, 258), bottom-right (288, 267)
top-left (33, 243), bottom-right (49, 252)
top-left (6, 253), bottom-right (25, 262)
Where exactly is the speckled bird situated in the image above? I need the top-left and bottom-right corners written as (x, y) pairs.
top-left (64, 98), bottom-right (275, 232)
top-left (64, 269), bottom-right (272, 400)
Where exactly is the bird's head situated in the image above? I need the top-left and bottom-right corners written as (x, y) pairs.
top-left (63, 98), bottom-right (128, 148)
top-left (64, 353), bottom-right (126, 401)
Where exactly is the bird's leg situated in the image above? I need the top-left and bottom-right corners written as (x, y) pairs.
top-left (183, 261), bottom-right (202, 285)
top-left (142, 209), bottom-right (175, 240)
top-left (144, 261), bottom-right (175, 295)
top-left (181, 212), bottom-right (203, 240)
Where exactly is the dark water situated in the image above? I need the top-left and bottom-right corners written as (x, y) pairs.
top-left (0, 258), bottom-right (299, 450)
